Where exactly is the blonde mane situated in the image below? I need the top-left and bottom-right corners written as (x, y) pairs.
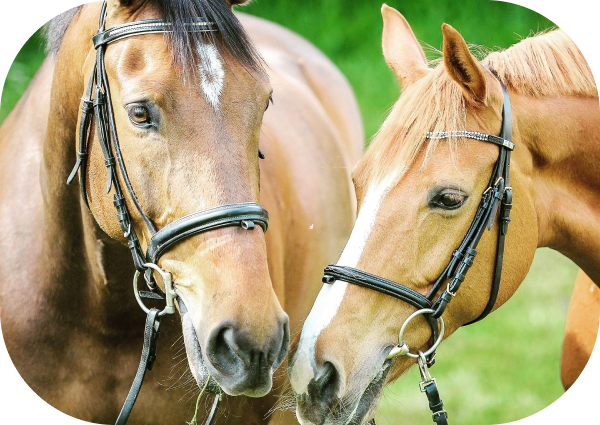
top-left (358, 29), bottom-right (598, 188)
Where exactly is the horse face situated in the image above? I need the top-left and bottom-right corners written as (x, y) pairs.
top-left (81, 2), bottom-right (288, 397)
top-left (288, 6), bottom-right (536, 424)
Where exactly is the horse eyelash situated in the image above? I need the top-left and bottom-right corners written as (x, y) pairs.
top-left (265, 94), bottom-right (274, 111)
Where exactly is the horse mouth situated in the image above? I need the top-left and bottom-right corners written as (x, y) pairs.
top-left (181, 312), bottom-right (221, 393)
top-left (345, 361), bottom-right (391, 425)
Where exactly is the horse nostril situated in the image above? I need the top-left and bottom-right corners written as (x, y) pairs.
top-left (206, 323), bottom-right (251, 373)
top-left (311, 361), bottom-right (341, 402)
top-left (205, 318), bottom-right (290, 382)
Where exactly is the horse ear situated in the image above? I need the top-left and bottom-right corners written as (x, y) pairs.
top-left (381, 4), bottom-right (429, 89)
top-left (442, 23), bottom-right (487, 103)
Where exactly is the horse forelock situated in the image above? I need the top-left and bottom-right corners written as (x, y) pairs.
top-left (355, 65), bottom-right (467, 192)
top-left (44, 0), bottom-right (265, 78)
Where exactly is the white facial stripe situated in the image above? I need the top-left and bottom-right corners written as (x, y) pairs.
top-left (290, 171), bottom-right (399, 395)
top-left (197, 44), bottom-right (224, 110)
top-left (338, 171), bottom-right (399, 267)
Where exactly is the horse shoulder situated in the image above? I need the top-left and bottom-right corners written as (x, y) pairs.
top-left (0, 57), bottom-right (54, 302)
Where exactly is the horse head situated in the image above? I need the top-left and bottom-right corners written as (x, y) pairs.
top-left (78, 0), bottom-right (288, 397)
top-left (288, 5), bottom-right (538, 424)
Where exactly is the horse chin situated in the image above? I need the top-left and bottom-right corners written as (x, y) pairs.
top-left (182, 313), bottom-right (222, 394)
top-left (296, 361), bottom-right (390, 425)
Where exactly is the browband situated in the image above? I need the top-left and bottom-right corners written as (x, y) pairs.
top-left (92, 19), bottom-right (216, 48)
top-left (426, 131), bottom-right (514, 151)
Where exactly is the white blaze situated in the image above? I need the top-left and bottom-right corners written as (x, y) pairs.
top-left (290, 171), bottom-right (399, 394)
top-left (197, 44), bottom-right (224, 110)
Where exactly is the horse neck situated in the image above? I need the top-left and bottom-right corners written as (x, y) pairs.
top-left (517, 93), bottom-right (600, 278)
top-left (40, 5), bottom-right (142, 331)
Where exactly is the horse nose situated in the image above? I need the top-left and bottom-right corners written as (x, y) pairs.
top-left (297, 362), bottom-right (343, 424)
top-left (205, 315), bottom-right (290, 396)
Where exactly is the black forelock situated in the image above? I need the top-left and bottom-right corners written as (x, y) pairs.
top-left (151, 0), bottom-right (264, 75)
top-left (44, 0), bottom-right (264, 75)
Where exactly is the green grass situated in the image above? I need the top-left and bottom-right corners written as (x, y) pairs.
top-left (0, 2), bottom-right (572, 424)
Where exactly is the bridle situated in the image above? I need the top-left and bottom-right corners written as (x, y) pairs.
top-left (322, 69), bottom-right (514, 425)
top-left (66, 2), bottom-right (269, 424)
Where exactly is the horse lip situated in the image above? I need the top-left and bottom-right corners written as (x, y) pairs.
top-left (345, 360), bottom-right (391, 425)
top-left (296, 360), bottom-right (390, 425)
top-left (181, 309), bottom-right (222, 393)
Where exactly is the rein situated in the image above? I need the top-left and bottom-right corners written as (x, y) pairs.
top-left (323, 70), bottom-right (514, 425)
top-left (66, 2), bottom-right (268, 423)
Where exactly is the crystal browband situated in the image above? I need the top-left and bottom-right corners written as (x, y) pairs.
top-left (426, 130), bottom-right (514, 150)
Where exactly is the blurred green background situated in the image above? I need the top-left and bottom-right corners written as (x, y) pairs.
top-left (0, 1), bottom-right (579, 425)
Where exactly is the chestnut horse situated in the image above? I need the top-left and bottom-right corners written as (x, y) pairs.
top-left (288, 5), bottom-right (599, 425)
top-left (0, 1), bottom-right (362, 424)
top-left (562, 270), bottom-right (600, 389)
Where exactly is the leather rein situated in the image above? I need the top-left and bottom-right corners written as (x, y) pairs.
top-left (323, 70), bottom-right (514, 425)
top-left (66, 2), bottom-right (269, 424)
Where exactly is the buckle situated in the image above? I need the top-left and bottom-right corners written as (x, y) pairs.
top-left (432, 410), bottom-right (448, 419)
top-left (419, 377), bottom-right (437, 392)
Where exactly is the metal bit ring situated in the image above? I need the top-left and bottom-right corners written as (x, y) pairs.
top-left (387, 308), bottom-right (445, 359)
top-left (133, 263), bottom-right (177, 317)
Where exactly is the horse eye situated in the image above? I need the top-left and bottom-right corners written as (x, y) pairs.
top-left (265, 94), bottom-right (273, 112)
top-left (433, 190), bottom-right (467, 210)
top-left (127, 104), bottom-right (152, 127)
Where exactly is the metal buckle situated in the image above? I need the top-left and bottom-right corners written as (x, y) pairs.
top-left (433, 410), bottom-right (448, 419)
top-left (123, 222), bottom-right (132, 238)
top-left (133, 263), bottom-right (177, 316)
top-left (386, 308), bottom-right (445, 360)
top-left (417, 351), bottom-right (436, 392)
top-left (446, 283), bottom-right (457, 297)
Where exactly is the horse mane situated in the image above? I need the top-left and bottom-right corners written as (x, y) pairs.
top-left (357, 29), bottom-right (598, 188)
top-left (44, 0), bottom-right (264, 74)
top-left (484, 30), bottom-right (597, 98)
top-left (44, 6), bottom-right (81, 56)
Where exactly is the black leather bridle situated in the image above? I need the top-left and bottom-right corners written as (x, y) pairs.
top-left (323, 70), bottom-right (514, 425)
top-left (66, 2), bottom-right (269, 424)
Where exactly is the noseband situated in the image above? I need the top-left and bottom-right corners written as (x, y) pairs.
top-left (67, 2), bottom-right (269, 424)
top-left (323, 70), bottom-right (514, 425)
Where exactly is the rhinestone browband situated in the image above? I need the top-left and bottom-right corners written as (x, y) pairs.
top-left (426, 130), bottom-right (514, 150)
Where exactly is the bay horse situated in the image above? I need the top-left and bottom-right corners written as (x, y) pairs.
top-left (288, 4), bottom-right (599, 425)
top-left (0, 1), bottom-right (362, 424)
